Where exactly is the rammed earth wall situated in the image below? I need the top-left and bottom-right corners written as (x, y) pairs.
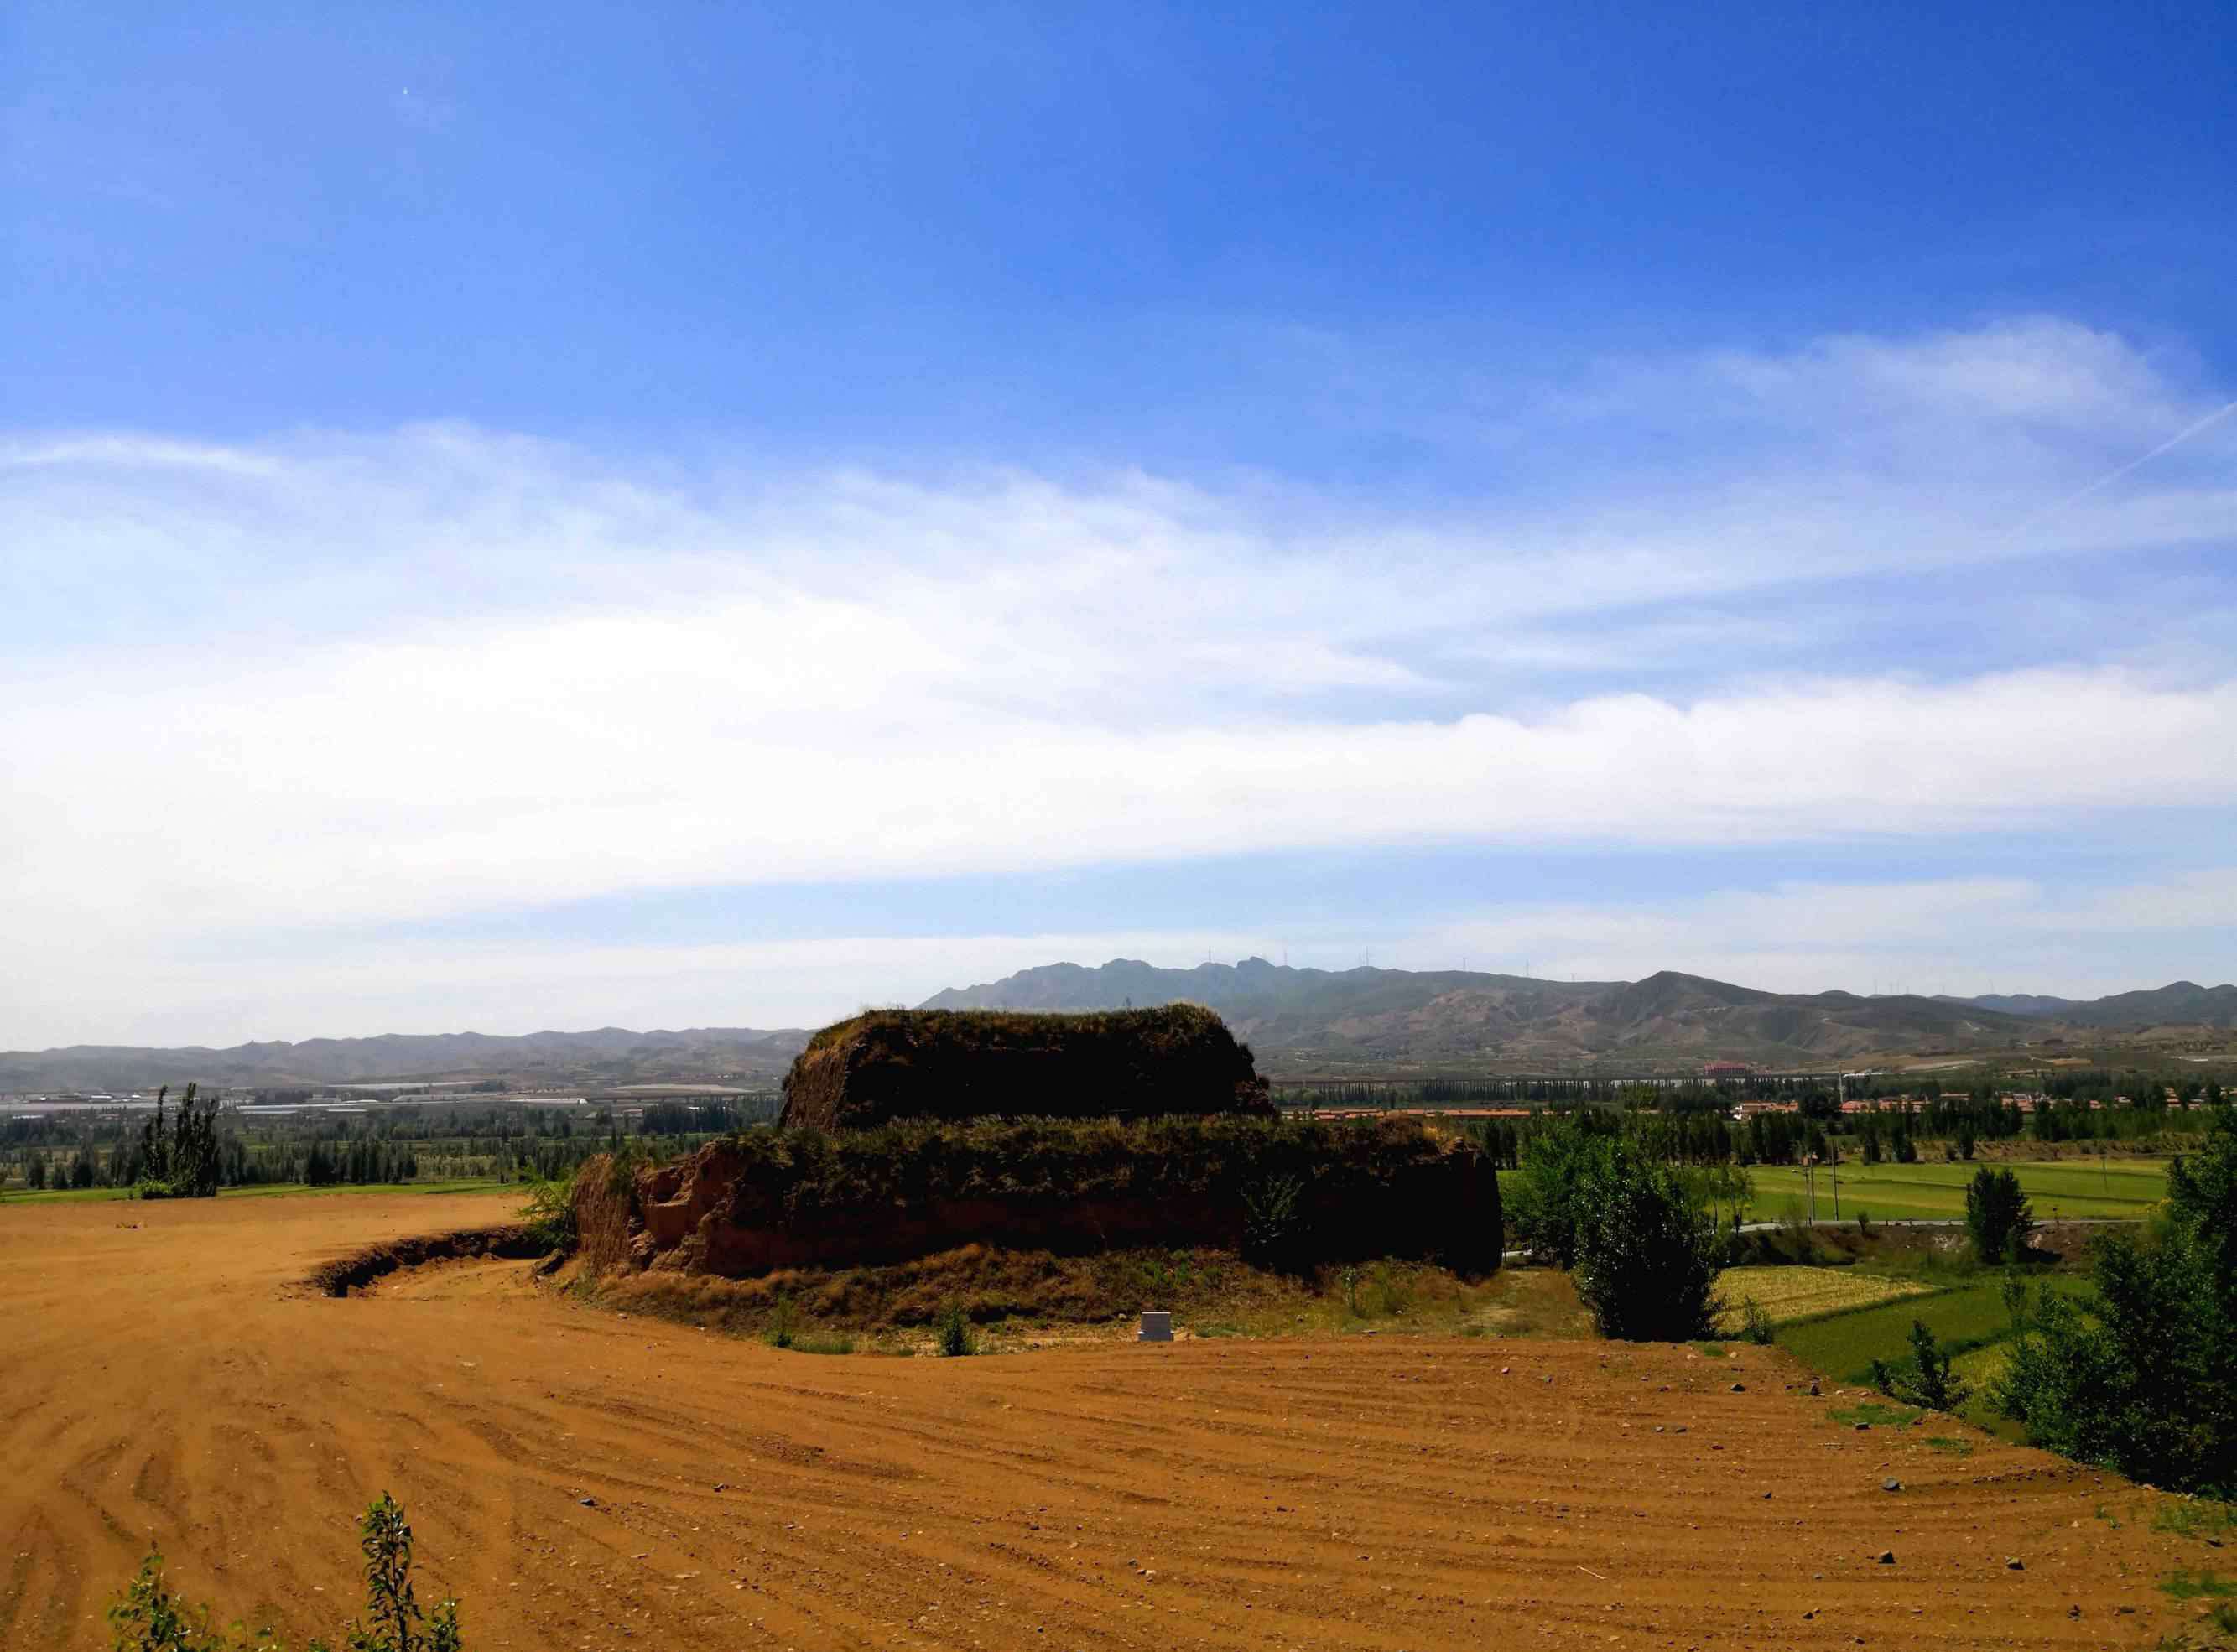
top-left (578, 1115), bottom-right (1501, 1278)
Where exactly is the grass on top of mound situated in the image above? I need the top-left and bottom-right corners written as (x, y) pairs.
top-left (780, 1004), bottom-right (1271, 1130)
top-left (794, 1002), bottom-right (1239, 1059)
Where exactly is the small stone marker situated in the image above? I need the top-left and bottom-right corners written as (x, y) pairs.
top-left (1137, 1310), bottom-right (1173, 1343)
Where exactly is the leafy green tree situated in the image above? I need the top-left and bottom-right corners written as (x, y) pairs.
top-left (1858, 1114), bottom-right (1883, 1165)
top-left (1964, 1166), bottom-right (2033, 1264)
top-left (1995, 1112), bottom-right (2237, 1494)
top-left (1870, 1318), bottom-right (1969, 1411)
top-left (135, 1084), bottom-right (222, 1199)
top-left (1505, 1119), bottom-right (1612, 1266)
top-left (1570, 1139), bottom-right (1722, 1341)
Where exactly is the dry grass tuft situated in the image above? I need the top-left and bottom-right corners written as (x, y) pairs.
top-left (578, 1243), bottom-right (1510, 1350)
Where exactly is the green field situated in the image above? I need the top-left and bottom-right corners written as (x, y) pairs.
top-left (1, 1177), bottom-right (515, 1208)
top-left (1769, 1270), bottom-right (2098, 1444)
top-left (1742, 1157), bottom-right (2167, 1223)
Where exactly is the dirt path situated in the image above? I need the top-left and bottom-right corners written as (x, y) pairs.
top-left (2, 1194), bottom-right (2215, 1649)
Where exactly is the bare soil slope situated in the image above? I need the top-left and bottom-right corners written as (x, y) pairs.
top-left (3, 1195), bottom-right (2217, 1649)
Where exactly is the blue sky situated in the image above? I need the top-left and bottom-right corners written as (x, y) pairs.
top-left (6, 3), bottom-right (2236, 1044)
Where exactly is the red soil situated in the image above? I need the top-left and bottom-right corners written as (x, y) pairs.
top-left (2, 1192), bottom-right (2219, 1649)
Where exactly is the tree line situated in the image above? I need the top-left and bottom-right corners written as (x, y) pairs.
top-left (2, 1099), bottom-right (754, 1195)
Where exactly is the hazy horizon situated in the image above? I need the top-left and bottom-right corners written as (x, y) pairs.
top-left (8, 955), bottom-right (2233, 1056)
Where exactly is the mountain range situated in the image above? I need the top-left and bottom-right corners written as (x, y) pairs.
top-left (923, 959), bottom-right (2237, 1068)
top-left (6, 964), bottom-right (2232, 1091)
top-left (1938, 982), bottom-right (2237, 1028)
top-left (0, 1026), bottom-right (809, 1094)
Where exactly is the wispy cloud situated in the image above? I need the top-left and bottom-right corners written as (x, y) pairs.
top-left (5, 317), bottom-right (2234, 1043)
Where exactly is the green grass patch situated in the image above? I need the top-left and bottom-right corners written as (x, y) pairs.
top-left (1828, 1400), bottom-right (1924, 1428)
top-left (1775, 1273), bottom-right (2092, 1388)
top-left (2156, 1502), bottom-right (2237, 1542)
top-left (2161, 1570), bottom-right (2237, 1603)
top-left (1922, 1435), bottom-right (1976, 1457)
top-left (1742, 1158), bottom-right (2167, 1224)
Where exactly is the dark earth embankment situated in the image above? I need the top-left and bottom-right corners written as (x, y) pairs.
top-left (580, 1114), bottom-right (1500, 1277)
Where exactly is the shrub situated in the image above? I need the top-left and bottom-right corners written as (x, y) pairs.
top-left (351, 1493), bottom-right (462, 1652)
top-left (520, 1168), bottom-right (578, 1255)
top-left (107, 1493), bottom-right (461, 1651)
top-left (766, 1292), bottom-right (798, 1349)
top-left (1241, 1173), bottom-right (1305, 1270)
top-left (1995, 1112), bottom-right (2237, 1494)
top-left (1368, 1262), bottom-right (1412, 1317)
top-left (1740, 1296), bottom-right (1777, 1346)
top-left (937, 1303), bottom-right (976, 1357)
top-left (1965, 1166), bottom-right (2034, 1265)
top-left (1870, 1318), bottom-right (1969, 1412)
top-left (1570, 1139), bottom-right (1722, 1341)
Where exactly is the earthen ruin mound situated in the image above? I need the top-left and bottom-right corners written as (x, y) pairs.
top-left (777, 1005), bottom-right (1272, 1131)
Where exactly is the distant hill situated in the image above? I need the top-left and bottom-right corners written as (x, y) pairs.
top-left (12, 966), bottom-right (2229, 1092)
top-left (1937, 992), bottom-right (2081, 1018)
top-left (0, 1026), bottom-right (810, 1094)
top-left (1938, 982), bottom-right (2237, 1029)
top-left (2050, 980), bottom-right (2237, 1030)
top-left (923, 958), bottom-right (2047, 1069)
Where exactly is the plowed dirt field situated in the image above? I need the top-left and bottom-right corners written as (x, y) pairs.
top-left (2, 1194), bottom-right (2216, 1649)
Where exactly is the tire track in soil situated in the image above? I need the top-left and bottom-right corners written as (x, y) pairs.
top-left (2, 1192), bottom-right (2218, 1649)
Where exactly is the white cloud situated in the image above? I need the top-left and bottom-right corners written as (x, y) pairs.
top-left (10, 634), bottom-right (2236, 945)
top-left (5, 316), bottom-right (2235, 1043)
